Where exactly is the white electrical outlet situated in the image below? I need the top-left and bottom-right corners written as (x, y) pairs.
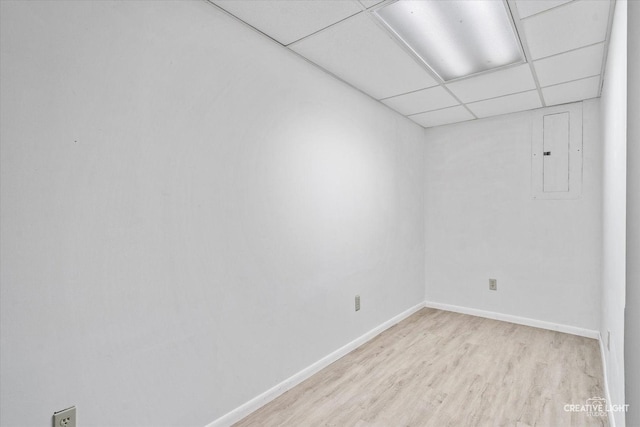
top-left (53, 406), bottom-right (76, 427)
top-left (355, 295), bottom-right (360, 311)
top-left (489, 279), bottom-right (497, 291)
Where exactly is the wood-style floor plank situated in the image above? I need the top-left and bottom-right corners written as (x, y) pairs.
top-left (234, 308), bottom-right (607, 427)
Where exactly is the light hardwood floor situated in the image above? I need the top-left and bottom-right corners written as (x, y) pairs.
top-left (234, 308), bottom-right (607, 427)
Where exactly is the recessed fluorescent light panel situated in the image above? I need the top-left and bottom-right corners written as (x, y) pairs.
top-left (374, 0), bottom-right (525, 81)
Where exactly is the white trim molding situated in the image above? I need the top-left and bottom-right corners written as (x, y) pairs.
top-left (598, 331), bottom-right (616, 427)
top-left (423, 300), bottom-right (599, 339)
top-left (206, 301), bottom-right (426, 427)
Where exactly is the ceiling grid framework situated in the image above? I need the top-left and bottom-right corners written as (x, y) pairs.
top-left (209, 0), bottom-right (615, 129)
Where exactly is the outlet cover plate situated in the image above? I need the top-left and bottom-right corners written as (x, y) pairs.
top-left (53, 406), bottom-right (76, 427)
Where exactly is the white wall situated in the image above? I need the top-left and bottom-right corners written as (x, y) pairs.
top-left (600, 1), bottom-right (628, 425)
top-left (0, 1), bottom-right (426, 426)
top-left (625, 1), bottom-right (639, 425)
top-left (424, 100), bottom-right (602, 331)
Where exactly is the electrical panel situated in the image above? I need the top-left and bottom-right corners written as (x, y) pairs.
top-left (532, 102), bottom-right (583, 200)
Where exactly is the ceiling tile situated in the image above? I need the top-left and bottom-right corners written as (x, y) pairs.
top-left (467, 90), bottom-right (542, 118)
top-left (522, 0), bottom-right (610, 60)
top-left (212, 0), bottom-right (362, 45)
top-left (290, 14), bottom-right (438, 99)
top-left (381, 86), bottom-right (459, 116)
top-left (534, 43), bottom-right (604, 87)
top-left (445, 64), bottom-right (536, 103)
top-left (409, 106), bottom-right (474, 128)
top-left (358, 0), bottom-right (385, 9)
top-left (515, 0), bottom-right (572, 19)
top-left (542, 76), bottom-right (600, 106)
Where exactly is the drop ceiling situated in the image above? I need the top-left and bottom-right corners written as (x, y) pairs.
top-left (209, 0), bottom-right (615, 129)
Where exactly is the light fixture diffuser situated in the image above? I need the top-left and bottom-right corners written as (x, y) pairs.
top-left (374, 0), bottom-right (524, 81)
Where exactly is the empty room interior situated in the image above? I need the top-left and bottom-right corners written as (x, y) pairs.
top-left (0, 0), bottom-right (638, 426)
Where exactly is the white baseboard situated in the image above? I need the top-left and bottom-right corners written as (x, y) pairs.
top-left (598, 332), bottom-right (616, 427)
top-left (205, 301), bottom-right (425, 427)
top-left (423, 300), bottom-right (599, 339)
